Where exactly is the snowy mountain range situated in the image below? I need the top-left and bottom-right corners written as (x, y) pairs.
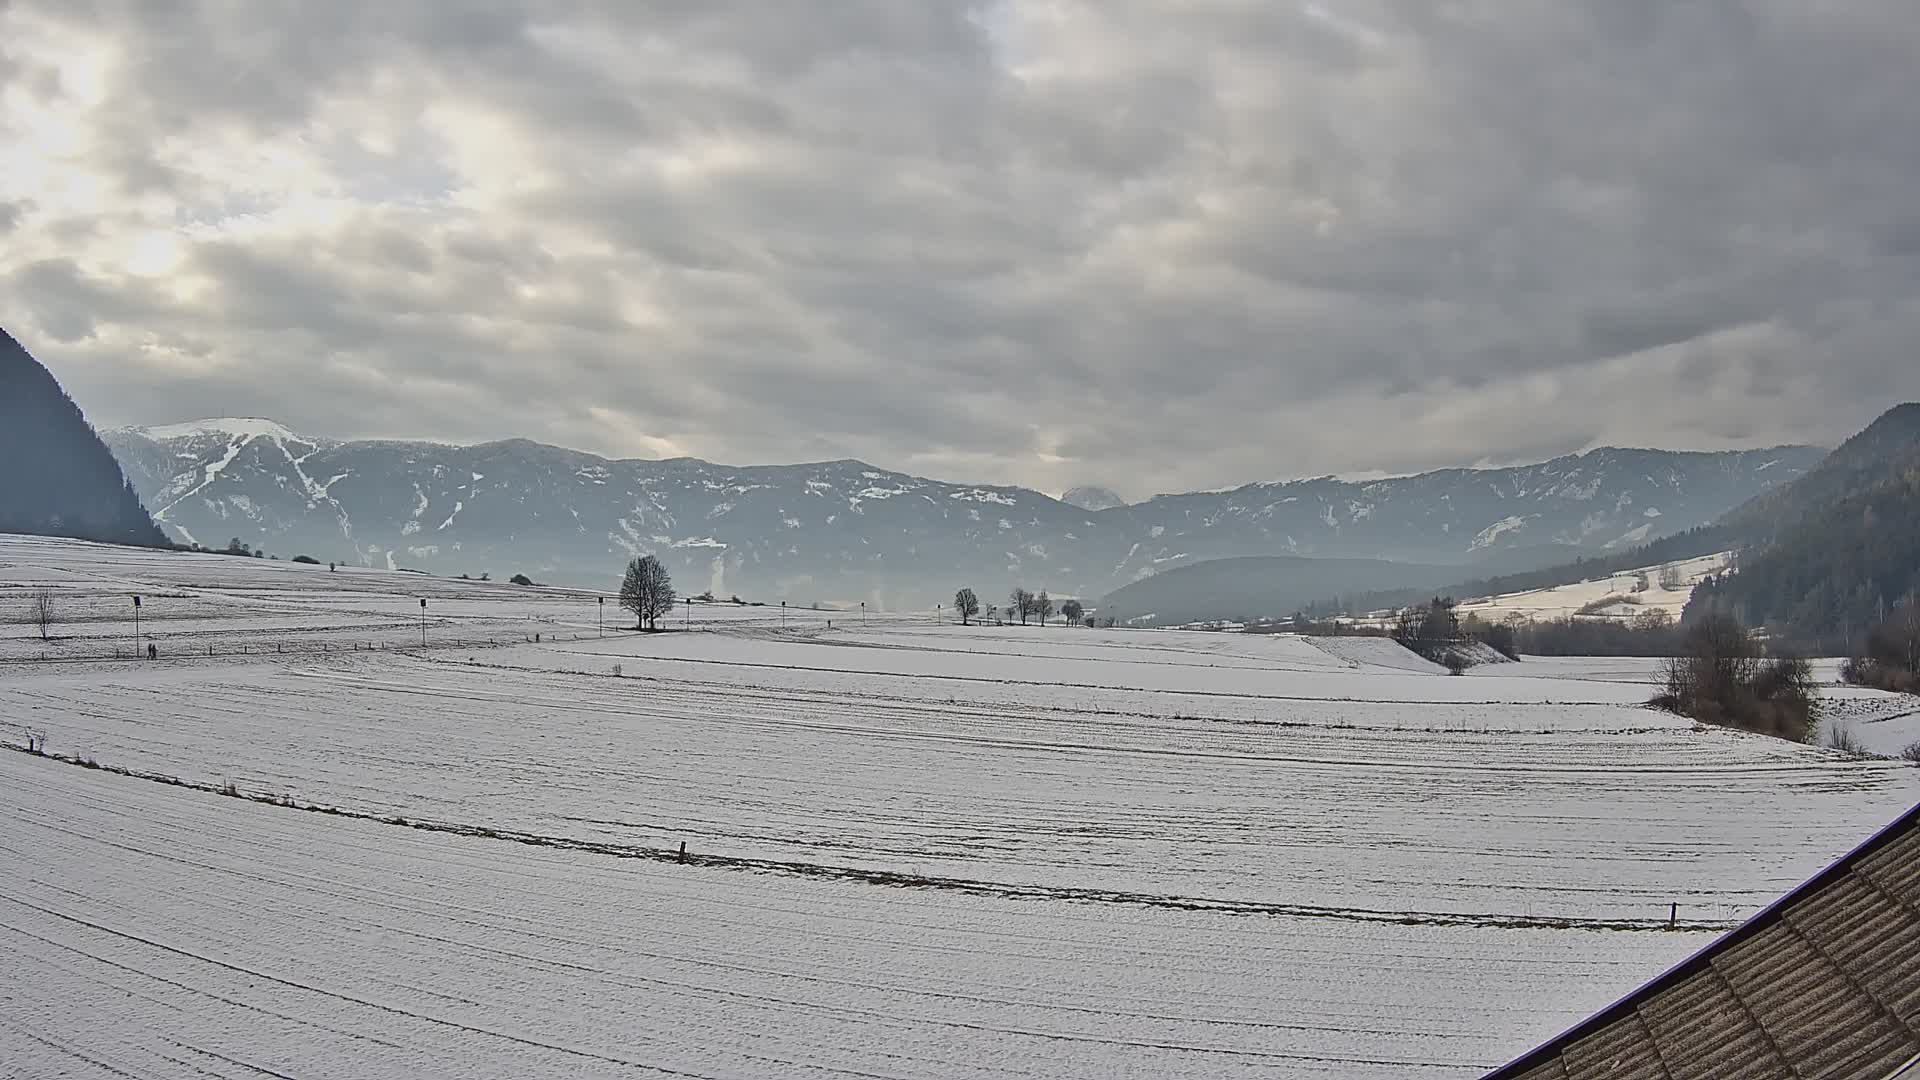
top-left (103, 419), bottom-right (1824, 608)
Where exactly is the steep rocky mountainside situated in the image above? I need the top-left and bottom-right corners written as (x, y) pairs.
top-left (104, 420), bottom-right (1821, 607)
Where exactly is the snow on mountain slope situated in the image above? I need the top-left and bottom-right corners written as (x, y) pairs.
top-left (137, 417), bottom-right (309, 442)
top-left (1061, 484), bottom-right (1127, 511)
top-left (103, 422), bottom-right (1822, 607)
top-left (1456, 552), bottom-right (1733, 623)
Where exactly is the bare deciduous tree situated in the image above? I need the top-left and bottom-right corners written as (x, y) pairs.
top-left (31, 589), bottom-right (54, 641)
top-left (620, 556), bottom-right (676, 630)
top-left (1061, 599), bottom-right (1084, 625)
top-left (1009, 587), bottom-right (1033, 626)
top-left (1035, 590), bottom-right (1054, 627)
top-left (954, 588), bottom-right (980, 626)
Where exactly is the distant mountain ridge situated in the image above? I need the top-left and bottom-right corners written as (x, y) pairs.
top-left (103, 418), bottom-right (1822, 607)
top-left (0, 330), bottom-right (166, 548)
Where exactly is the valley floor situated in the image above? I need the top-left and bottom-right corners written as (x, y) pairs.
top-left (3, 534), bottom-right (1918, 1077)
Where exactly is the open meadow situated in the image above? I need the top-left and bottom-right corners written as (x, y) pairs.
top-left (4, 534), bottom-right (1918, 1078)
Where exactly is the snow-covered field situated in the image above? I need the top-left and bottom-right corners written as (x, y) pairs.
top-left (4, 534), bottom-right (1918, 1078)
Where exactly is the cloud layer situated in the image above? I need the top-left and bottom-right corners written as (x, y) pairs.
top-left (6, 1), bottom-right (1918, 496)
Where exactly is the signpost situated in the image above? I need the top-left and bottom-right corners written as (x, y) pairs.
top-left (419, 597), bottom-right (428, 647)
top-left (598, 596), bottom-right (604, 637)
top-left (132, 595), bottom-right (141, 657)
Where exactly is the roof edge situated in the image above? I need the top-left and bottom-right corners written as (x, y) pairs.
top-left (1483, 799), bottom-right (1920, 1078)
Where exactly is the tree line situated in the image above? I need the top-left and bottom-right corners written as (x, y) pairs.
top-left (952, 586), bottom-right (1087, 627)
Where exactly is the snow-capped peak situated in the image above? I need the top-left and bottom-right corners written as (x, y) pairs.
top-left (136, 418), bottom-right (307, 443)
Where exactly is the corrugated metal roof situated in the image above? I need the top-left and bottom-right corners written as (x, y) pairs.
top-left (1486, 803), bottom-right (1920, 1079)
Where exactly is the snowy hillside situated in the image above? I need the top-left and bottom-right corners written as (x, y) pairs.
top-left (1456, 551), bottom-right (1733, 623)
top-left (104, 420), bottom-right (1823, 608)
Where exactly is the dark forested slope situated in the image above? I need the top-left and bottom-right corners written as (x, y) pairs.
top-left (0, 329), bottom-right (168, 547)
top-left (1688, 404), bottom-right (1920, 647)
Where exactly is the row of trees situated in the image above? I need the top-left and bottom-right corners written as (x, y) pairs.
top-left (952, 587), bottom-right (1085, 627)
top-left (1505, 609), bottom-right (1688, 656)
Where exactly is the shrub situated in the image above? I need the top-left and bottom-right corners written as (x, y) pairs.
top-left (1901, 741), bottom-right (1920, 764)
top-left (1575, 594), bottom-right (1640, 616)
top-left (291, 554), bottom-right (320, 565)
top-left (1822, 723), bottom-right (1868, 756)
top-left (1650, 615), bottom-right (1818, 742)
top-left (510, 574), bottom-right (536, 587)
top-left (1441, 650), bottom-right (1468, 676)
top-left (1841, 603), bottom-right (1920, 695)
top-left (1842, 656), bottom-right (1918, 693)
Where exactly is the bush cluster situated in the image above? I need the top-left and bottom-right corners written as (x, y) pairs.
top-left (1841, 602), bottom-right (1920, 695)
top-left (1650, 614), bottom-right (1819, 742)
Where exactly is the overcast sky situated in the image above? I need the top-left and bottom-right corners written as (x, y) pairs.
top-left (4, 2), bottom-right (1917, 497)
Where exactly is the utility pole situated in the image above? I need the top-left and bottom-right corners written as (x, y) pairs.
top-left (861, 601), bottom-right (867, 627)
top-left (598, 596), bottom-right (604, 638)
top-left (419, 598), bottom-right (428, 647)
top-left (132, 594), bottom-right (141, 656)
top-left (781, 600), bottom-right (787, 629)
top-left (685, 596), bottom-right (692, 630)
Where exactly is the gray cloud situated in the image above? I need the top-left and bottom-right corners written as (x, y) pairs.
top-left (5, 0), bottom-right (1919, 499)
